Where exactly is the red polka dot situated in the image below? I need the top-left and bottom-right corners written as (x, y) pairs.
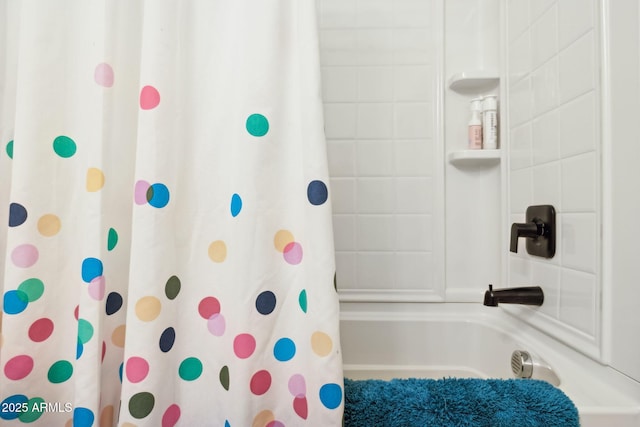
top-left (250, 370), bottom-right (272, 395)
top-left (162, 404), bottom-right (181, 427)
top-left (28, 318), bottom-right (54, 342)
top-left (198, 297), bottom-right (221, 319)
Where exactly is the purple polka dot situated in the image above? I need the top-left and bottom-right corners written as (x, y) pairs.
top-left (283, 242), bottom-right (303, 265)
top-left (94, 63), bottom-right (114, 87)
top-left (11, 244), bottom-right (38, 268)
top-left (288, 374), bottom-right (306, 397)
top-left (88, 276), bottom-right (105, 300)
top-left (207, 314), bottom-right (226, 336)
top-left (134, 180), bottom-right (151, 205)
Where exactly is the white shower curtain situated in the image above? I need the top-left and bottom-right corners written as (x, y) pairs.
top-left (0, 1), bottom-right (343, 426)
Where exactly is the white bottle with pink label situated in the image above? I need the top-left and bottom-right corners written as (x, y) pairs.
top-left (468, 97), bottom-right (483, 149)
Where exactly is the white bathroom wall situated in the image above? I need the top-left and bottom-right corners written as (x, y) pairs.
top-left (604, 0), bottom-right (640, 383)
top-left (317, 0), bottom-right (445, 302)
top-left (504, 0), bottom-right (602, 358)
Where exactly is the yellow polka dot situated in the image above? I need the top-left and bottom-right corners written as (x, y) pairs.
top-left (37, 214), bottom-right (61, 236)
top-left (274, 229), bottom-right (294, 252)
top-left (121, 423), bottom-right (137, 427)
top-left (252, 410), bottom-right (274, 427)
top-left (208, 240), bottom-right (227, 263)
top-left (111, 325), bottom-right (126, 347)
top-left (65, 419), bottom-right (73, 427)
top-left (135, 296), bottom-right (161, 321)
top-left (100, 405), bottom-right (114, 427)
top-left (86, 167), bottom-right (105, 192)
top-left (311, 331), bottom-right (333, 357)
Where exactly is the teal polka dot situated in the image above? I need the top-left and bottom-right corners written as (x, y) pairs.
top-left (47, 360), bottom-right (73, 383)
top-left (17, 278), bottom-right (44, 302)
top-left (6, 140), bottom-right (13, 159)
top-left (52, 135), bottom-right (76, 158)
top-left (246, 114), bottom-right (269, 137)
top-left (179, 357), bottom-right (203, 381)
top-left (77, 319), bottom-right (94, 344)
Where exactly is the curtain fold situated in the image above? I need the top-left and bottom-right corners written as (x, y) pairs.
top-left (0, 1), bottom-right (343, 426)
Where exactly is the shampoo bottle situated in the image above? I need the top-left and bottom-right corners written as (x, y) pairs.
top-left (482, 95), bottom-right (498, 149)
top-left (468, 97), bottom-right (483, 149)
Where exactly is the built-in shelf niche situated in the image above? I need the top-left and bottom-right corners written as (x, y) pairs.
top-left (447, 149), bottom-right (501, 167)
top-left (448, 71), bottom-right (499, 93)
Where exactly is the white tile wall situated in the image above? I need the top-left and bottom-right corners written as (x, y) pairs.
top-left (506, 0), bottom-right (600, 340)
top-left (318, 0), bottom-right (439, 295)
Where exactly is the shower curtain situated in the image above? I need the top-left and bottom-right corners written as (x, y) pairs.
top-left (0, 1), bottom-right (343, 426)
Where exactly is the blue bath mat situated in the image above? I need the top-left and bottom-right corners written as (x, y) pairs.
top-left (344, 378), bottom-right (579, 427)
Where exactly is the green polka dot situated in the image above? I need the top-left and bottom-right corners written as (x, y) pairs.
top-left (107, 228), bottom-right (118, 251)
top-left (77, 319), bottom-right (94, 344)
top-left (165, 276), bottom-right (181, 300)
top-left (299, 289), bottom-right (307, 313)
top-left (219, 365), bottom-right (230, 391)
top-left (53, 135), bottom-right (76, 158)
top-left (6, 140), bottom-right (13, 159)
top-left (128, 392), bottom-right (155, 419)
top-left (18, 397), bottom-right (45, 423)
top-left (179, 357), bottom-right (202, 381)
top-left (48, 360), bottom-right (73, 383)
top-left (246, 114), bottom-right (269, 137)
top-left (17, 278), bottom-right (44, 302)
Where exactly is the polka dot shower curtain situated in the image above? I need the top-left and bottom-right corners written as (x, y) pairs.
top-left (0, 1), bottom-right (344, 426)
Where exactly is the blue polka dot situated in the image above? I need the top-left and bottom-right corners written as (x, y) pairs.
top-left (273, 337), bottom-right (296, 362)
top-left (3, 290), bottom-right (29, 315)
top-left (73, 407), bottom-right (95, 427)
top-left (119, 363), bottom-right (123, 383)
top-left (105, 292), bottom-right (123, 315)
top-left (225, 421), bottom-right (231, 427)
top-left (230, 193), bottom-right (242, 217)
top-left (81, 257), bottom-right (103, 283)
top-left (307, 180), bottom-right (328, 206)
top-left (159, 327), bottom-right (176, 353)
top-left (76, 339), bottom-right (84, 360)
top-left (0, 395), bottom-right (28, 420)
top-left (8, 203), bottom-right (27, 227)
top-left (147, 183), bottom-right (170, 208)
top-left (319, 383), bottom-right (343, 410)
top-left (256, 291), bottom-right (276, 315)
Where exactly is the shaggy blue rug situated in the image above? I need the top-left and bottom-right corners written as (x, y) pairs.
top-left (344, 378), bottom-right (579, 427)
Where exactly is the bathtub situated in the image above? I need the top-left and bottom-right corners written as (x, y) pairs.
top-left (340, 303), bottom-right (640, 427)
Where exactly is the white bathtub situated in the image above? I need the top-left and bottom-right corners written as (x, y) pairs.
top-left (340, 303), bottom-right (640, 427)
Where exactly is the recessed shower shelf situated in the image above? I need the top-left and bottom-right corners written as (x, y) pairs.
top-left (448, 150), bottom-right (501, 167)
top-left (448, 72), bottom-right (499, 93)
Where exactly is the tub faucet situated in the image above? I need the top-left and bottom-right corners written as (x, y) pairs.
top-left (483, 284), bottom-right (544, 307)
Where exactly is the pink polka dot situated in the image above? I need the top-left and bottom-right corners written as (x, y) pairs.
top-left (4, 355), bottom-right (34, 380)
top-left (162, 404), bottom-right (181, 427)
top-left (28, 318), bottom-right (54, 342)
top-left (288, 374), bottom-right (306, 397)
top-left (134, 180), bottom-right (151, 205)
top-left (283, 242), bottom-right (303, 265)
top-left (140, 85), bottom-right (160, 110)
top-left (207, 313), bottom-right (226, 336)
top-left (250, 370), bottom-right (272, 396)
top-left (94, 63), bottom-right (114, 87)
top-left (102, 341), bottom-right (107, 363)
top-left (125, 356), bottom-right (149, 383)
top-left (266, 421), bottom-right (285, 427)
top-left (233, 333), bottom-right (256, 359)
top-left (198, 297), bottom-right (221, 319)
top-left (11, 244), bottom-right (39, 268)
top-left (88, 276), bottom-right (106, 300)
top-left (74, 305), bottom-right (79, 320)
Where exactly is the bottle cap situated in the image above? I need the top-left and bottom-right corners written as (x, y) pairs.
top-left (482, 95), bottom-right (497, 111)
top-left (470, 97), bottom-right (483, 111)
